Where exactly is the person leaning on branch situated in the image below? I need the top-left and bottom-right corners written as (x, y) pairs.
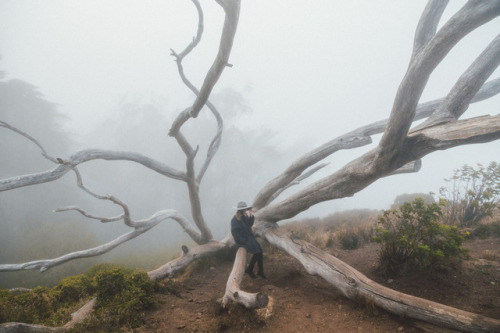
top-left (230, 201), bottom-right (266, 279)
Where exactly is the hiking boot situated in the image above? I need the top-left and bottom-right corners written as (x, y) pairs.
top-left (258, 271), bottom-right (267, 279)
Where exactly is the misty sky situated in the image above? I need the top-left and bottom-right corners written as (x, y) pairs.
top-left (1, 0), bottom-right (499, 216)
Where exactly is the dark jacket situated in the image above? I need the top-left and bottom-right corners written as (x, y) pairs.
top-left (231, 214), bottom-right (262, 254)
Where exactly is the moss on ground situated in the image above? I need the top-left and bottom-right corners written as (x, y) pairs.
top-left (0, 263), bottom-right (155, 330)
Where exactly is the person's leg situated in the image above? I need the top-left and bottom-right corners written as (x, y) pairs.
top-left (246, 254), bottom-right (257, 278)
top-left (256, 252), bottom-right (266, 279)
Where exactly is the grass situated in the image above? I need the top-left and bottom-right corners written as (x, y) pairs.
top-left (282, 209), bottom-right (380, 250)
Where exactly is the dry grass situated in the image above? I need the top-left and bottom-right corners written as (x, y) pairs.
top-left (281, 209), bottom-right (381, 250)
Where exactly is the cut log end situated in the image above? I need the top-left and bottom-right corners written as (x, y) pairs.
top-left (256, 292), bottom-right (269, 309)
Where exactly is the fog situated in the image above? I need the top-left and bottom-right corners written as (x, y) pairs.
top-left (0, 1), bottom-right (499, 286)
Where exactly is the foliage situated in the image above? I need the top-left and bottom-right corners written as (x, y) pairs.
top-left (439, 162), bottom-right (500, 227)
top-left (0, 278), bottom-right (90, 326)
top-left (471, 221), bottom-right (500, 239)
top-left (337, 230), bottom-right (361, 250)
top-left (88, 267), bottom-right (154, 329)
top-left (283, 209), bottom-right (379, 250)
top-left (374, 198), bottom-right (467, 276)
top-left (0, 264), bottom-right (155, 329)
top-left (391, 192), bottom-right (435, 209)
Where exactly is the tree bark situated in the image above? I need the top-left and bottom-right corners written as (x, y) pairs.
top-left (258, 225), bottom-right (500, 333)
top-left (221, 247), bottom-right (269, 309)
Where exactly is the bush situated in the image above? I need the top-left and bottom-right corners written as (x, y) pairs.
top-left (88, 266), bottom-right (155, 329)
top-left (337, 230), bottom-right (361, 250)
top-left (471, 221), bottom-right (500, 239)
top-left (0, 264), bottom-right (155, 330)
top-left (440, 162), bottom-right (500, 227)
top-left (374, 198), bottom-right (467, 276)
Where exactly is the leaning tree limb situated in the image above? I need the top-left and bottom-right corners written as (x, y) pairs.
top-left (252, 76), bottom-right (500, 211)
top-left (221, 247), bottom-right (269, 309)
top-left (380, 0), bottom-right (500, 155)
top-left (410, 0), bottom-right (449, 62)
top-left (256, 114), bottom-right (500, 223)
top-left (256, 225), bottom-right (500, 333)
top-left (416, 33), bottom-right (500, 130)
top-left (147, 236), bottom-right (234, 281)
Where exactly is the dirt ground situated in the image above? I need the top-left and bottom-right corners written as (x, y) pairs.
top-left (138, 237), bottom-right (500, 332)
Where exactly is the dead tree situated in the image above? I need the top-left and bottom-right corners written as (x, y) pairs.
top-left (1, 0), bottom-right (500, 332)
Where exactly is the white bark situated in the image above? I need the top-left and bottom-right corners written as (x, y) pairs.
top-left (147, 238), bottom-right (232, 281)
top-left (256, 115), bottom-right (500, 223)
top-left (416, 33), bottom-right (500, 129)
top-left (257, 226), bottom-right (500, 333)
top-left (380, 1), bottom-right (500, 154)
top-left (252, 77), bottom-right (500, 210)
top-left (0, 209), bottom-right (201, 272)
top-left (221, 247), bottom-right (268, 309)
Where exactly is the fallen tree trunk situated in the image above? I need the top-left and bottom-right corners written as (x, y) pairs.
top-left (221, 247), bottom-right (269, 309)
top-left (148, 238), bottom-right (233, 281)
top-left (258, 224), bottom-right (500, 333)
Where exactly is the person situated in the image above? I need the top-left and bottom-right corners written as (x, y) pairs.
top-left (230, 201), bottom-right (266, 279)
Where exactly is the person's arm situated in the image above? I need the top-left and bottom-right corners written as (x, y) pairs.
top-left (245, 209), bottom-right (255, 227)
top-left (231, 219), bottom-right (247, 245)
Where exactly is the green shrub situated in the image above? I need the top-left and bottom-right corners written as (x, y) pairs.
top-left (89, 267), bottom-right (155, 329)
top-left (373, 198), bottom-right (467, 276)
top-left (0, 264), bottom-right (155, 330)
top-left (471, 221), bottom-right (500, 239)
top-left (0, 284), bottom-right (82, 326)
top-left (338, 231), bottom-right (360, 250)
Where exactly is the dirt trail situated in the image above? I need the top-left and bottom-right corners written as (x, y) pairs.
top-left (140, 237), bottom-right (500, 332)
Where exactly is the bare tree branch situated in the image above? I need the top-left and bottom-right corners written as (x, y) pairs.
top-left (256, 115), bottom-right (500, 223)
top-left (53, 206), bottom-right (124, 223)
top-left (0, 121), bottom-right (58, 164)
top-left (0, 147), bottom-right (187, 191)
top-left (169, 0), bottom-right (223, 184)
top-left (147, 238), bottom-right (232, 281)
top-left (416, 33), bottom-right (500, 129)
top-left (0, 209), bottom-right (204, 273)
top-left (411, 0), bottom-right (449, 61)
top-left (169, 0), bottom-right (241, 135)
top-left (379, 0), bottom-right (500, 156)
top-left (265, 163), bottom-right (329, 206)
top-left (253, 76), bottom-right (500, 210)
top-left (0, 228), bottom-right (155, 272)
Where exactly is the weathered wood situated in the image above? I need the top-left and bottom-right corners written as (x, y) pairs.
top-left (259, 226), bottom-right (500, 333)
top-left (0, 209), bottom-right (202, 272)
top-left (255, 115), bottom-right (500, 223)
top-left (63, 298), bottom-right (96, 329)
top-left (222, 247), bottom-right (268, 309)
top-left (0, 322), bottom-right (63, 332)
top-left (148, 239), bottom-right (233, 281)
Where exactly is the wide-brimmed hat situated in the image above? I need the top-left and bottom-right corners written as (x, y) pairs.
top-left (234, 201), bottom-right (252, 210)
